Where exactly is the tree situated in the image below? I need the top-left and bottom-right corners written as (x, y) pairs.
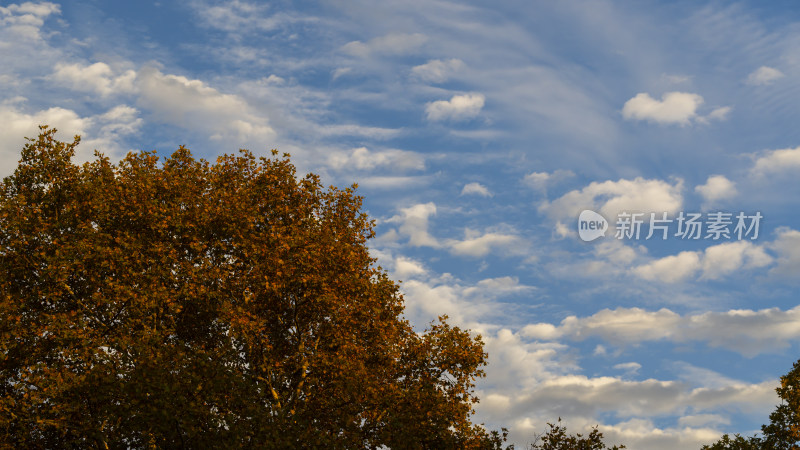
top-left (0, 127), bottom-right (505, 448)
top-left (528, 418), bottom-right (625, 450)
top-left (702, 359), bottom-right (800, 450)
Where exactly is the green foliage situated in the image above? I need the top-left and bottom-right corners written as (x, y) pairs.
top-left (0, 127), bottom-right (505, 448)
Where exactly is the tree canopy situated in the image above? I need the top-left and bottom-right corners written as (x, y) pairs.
top-left (702, 359), bottom-right (800, 449)
top-left (527, 418), bottom-right (624, 450)
top-left (0, 127), bottom-right (503, 448)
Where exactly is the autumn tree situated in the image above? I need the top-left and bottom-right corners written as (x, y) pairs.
top-left (0, 127), bottom-right (505, 448)
top-left (528, 418), bottom-right (625, 450)
top-left (702, 359), bottom-right (800, 450)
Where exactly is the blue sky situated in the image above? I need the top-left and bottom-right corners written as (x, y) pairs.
top-left (3, 0), bottom-right (800, 447)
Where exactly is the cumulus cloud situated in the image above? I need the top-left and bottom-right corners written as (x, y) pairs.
top-left (695, 175), bottom-right (737, 208)
top-left (521, 305), bottom-right (800, 356)
top-left (633, 251), bottom-right (701, 283)
top-left (425, 93), bottom-right (485, 122)
top-left (461, 182), bottom-right (492, 197)
top-left (768, 228), bottom-right (800, 279)
top-left (750, 146), bottom-right (800, 177)
top-left (341, 32), bottom-right (427, 58)
top-left (327, 147), bottom-right (424, 171)
top-left (0, 1), bottom-right (60, 42)
top-left (411, 58), bottom-right (465, 83)
top-left (746, 66), bottom-right (784, 85)
top-left (541, 177), bottom-right (684, 224)
top-left (631, 241), bottom-right (771, 283)
top-left (386, 202), bottom-right (440, 248)
top-left (136, 66), bottom-right (274, 143)
top-left (622, 92), bottom-right (704, 125)
top-left (51, 62), bottom-right (137, 97)
top-left (700, 241), bottom-right (772, 280)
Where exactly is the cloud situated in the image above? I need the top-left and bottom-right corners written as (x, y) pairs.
top-left (356, 175), bottom-right (432, 190)
top-left (631, 241), bottom-right (772, 283)
top-left (700, 241), bottom-right (772, 280)
top-left (523, 169), bottom-right (574, 192)
top-left (746, 66), bottom-right (784, 85)
top-left (622, 92), bottom-right (703, 125)
top-left (331, 67), bottom-right (352, 80)
top-left (542, 177), bottom-right (684, 224)
top-left (387, 202), bottom-right (440, 248)
top-left (188, 0), bottom-right (312, 34)
top-left (768, 228), bottom-right (800, 279)
top-left (0, 1), bottom-right (60, 42)
top-left (51, 62), bottom-right (137, 97)
top-left (695, 175), bottom-right (737, 207)
top-left (327, 147), bottom-right (424, 171)
top-left (461, 182), bottom-right (492, 197)
top-left (613, 362), bottom-right (642, 376)
top-left (447, 229), bottom-right (522, 258)
top-left (136, 66), bottom-right (274, 143)
top-left (341, 32), bottom-right (427, 58)
top-left (632, 251), bottom-right (701, 283)
top-left (411, 58), bottom-right (465, 83)
top-left (750, 146), bottom-right (800, 177)
top-left (425, 93), bottom-right (485, 122)
top-left (703, 106), bottom-right (732, 122)
top-left (521, 305), bottom-right (800, 356)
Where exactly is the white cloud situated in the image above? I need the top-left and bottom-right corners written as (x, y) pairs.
top-left (425, 93), bottom-right (485, 122)
top-left (411, 58), bottom-right (465, 83)
top-left (700, 241), bottom-right (772, 280)
top-left (461, 182), bottom-right (492, 197)
top-left (189, 0), bottom-right (311, 34)
top-left (542, 177), bottom-right (683, 224)
top-left (387, 202), bottom-right (440, 248)
top-left (0, 1), bottom-right (60, 42)
top-left (51, 62), bottom-right (137, 97)
top-left (136, 66), bottom-right (274, 143)
top-left (695, 175), bottom-right (737, 207)
top-left (521, 305), bottom-right (800, 356)
top-left (769, 228), bottom-right (800, 279)
top-left (702, 106), bottom-right (732, 123)
top-left (341, 32), bottom-right (427, 58)
top-left (357, 175), bottom-right (432, 189)
top-left (327, 147), bottom-right (424, 171)
top-left (331, 67), bottom-right (352, 80)
top-left (613, 362), bottom-right (642, 375)
top-left (622, 92), bottom-right (704, 125)
top-left (393, 256), bottom-right (427, 279)
top-left (447, 229), bottom-right (522, 258)
top-left (523, 169), bottom-right (574, 192)
top-left (750, 146), bottom-right (800, 177)
top-left (632, 241), bottom-right (772, 283)
top-left (746, 66), bottom-right (784, 85)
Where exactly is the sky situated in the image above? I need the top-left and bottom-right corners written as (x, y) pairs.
top-left (2, 0), bottom-right (800, 447)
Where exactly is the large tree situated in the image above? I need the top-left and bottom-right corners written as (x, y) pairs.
top-left (0, 127), bottom-right (504, 448)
